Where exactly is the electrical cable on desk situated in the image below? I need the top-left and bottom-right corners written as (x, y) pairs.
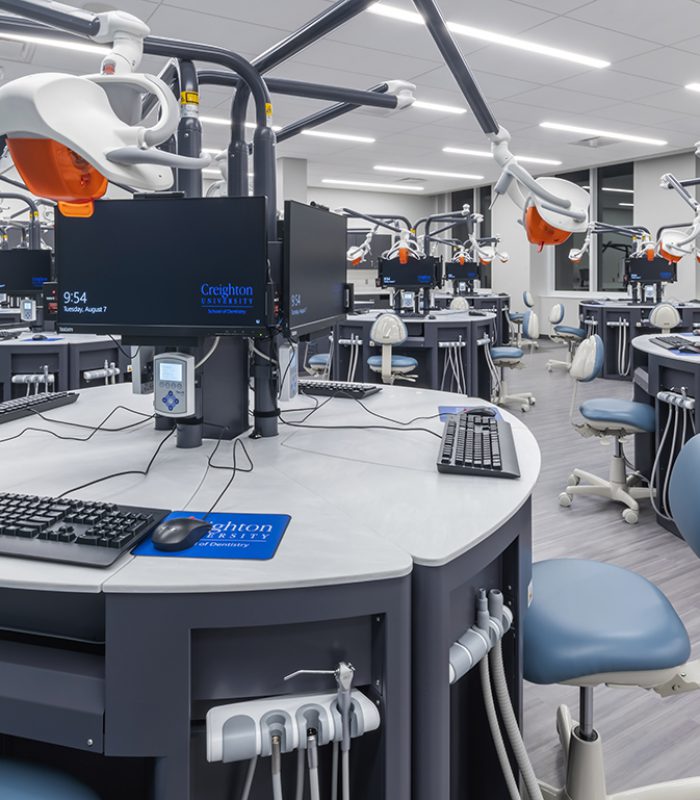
top-left (0, 404), bottom-right (156, 447)
top-left (204, 436), bottom-right (254, 518)
top-left (26, 403), bottom-right (154, 432)
top-left (280, 417), bottom-right (442, 440)
top-left (57, 427), bottom-right (176, 498)
top-left (350, 396), bottom-right (443, 427)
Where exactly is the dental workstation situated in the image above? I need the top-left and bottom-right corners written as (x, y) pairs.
top-left (2, 1), bottom-right (700, 799)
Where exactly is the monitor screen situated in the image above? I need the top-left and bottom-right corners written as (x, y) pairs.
top-left (283, 201), bottom-right (348, 337)
top-left (378, 256), bottom-right (439, 290)
top-left (445, 260), bottom-right (479, 282)
top-left (624, 256), bottom-right (677, 286)
top-left (0, 249), bottom-right (52, 295)
top-left (56, 197), bottom-right (269, 338)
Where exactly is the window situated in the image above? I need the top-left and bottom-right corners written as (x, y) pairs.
top-left (450, 188), bottom-right (475, 244)
top-left (597, 163), bottom-right (634, 292)
top-left (554, 170), bottom-right (590, 291)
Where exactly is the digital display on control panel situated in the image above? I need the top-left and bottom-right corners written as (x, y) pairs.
top-left (56, 197), bottom-right (269, 338)
top-left (159, 362), bottom-right (183, 382)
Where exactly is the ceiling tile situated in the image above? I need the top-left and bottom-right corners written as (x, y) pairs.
top-left (513, 86), bottom-right (618, 113)
top-left (613, 47), bottom-right (700, 86)
top-left (568, 0), bottom-right (700, 46)
top-left (511, 0), bottom-right (595, 12)
top-left (553, 69), bottom-right (674, 101)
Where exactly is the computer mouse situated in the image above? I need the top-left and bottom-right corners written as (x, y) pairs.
top-left (31, 334), bottom-right (47, 341)
top-left (428, 314), bottom-right (437, 320)
top-left (465, 406), bottom-right (497, 417)
top-left (151, 516), bottom-right (212, 552)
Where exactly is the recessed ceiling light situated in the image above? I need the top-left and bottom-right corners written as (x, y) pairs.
top-left (602, 187), bottom-right (634, 194)
top-left (374, 165), bottom-right (483, 180)
top-left (442, 146), bottom-right (562, 166)
top-left (322, 178), bottom-right (424, 192)
top-left (203, 169), bottom-right (254, 177)
top-left (412, 100), bottom-right (467, 115)
top-left (301, 130), bottom-right (375, 143)
top-left (0, 32), bottom-right (108, 55)
top-left (540, 121), bottom-right (667, 146)
top-left (367, 3), bottom-right (610, 68)
top-left (200, 116), bottom-right (283, 132)
top-left (686, 83), bottom-right (700, 92)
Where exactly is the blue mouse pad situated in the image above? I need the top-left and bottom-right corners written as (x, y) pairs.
top-left (133, 511), bottom-right (291, 560)
top-left (439, 405), bottom-right (503, 422)
top-left (23, 336), bottom-right (64, 342)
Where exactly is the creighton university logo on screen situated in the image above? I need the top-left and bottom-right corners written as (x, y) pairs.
top-left (200, 282), bottom-right (255, 313)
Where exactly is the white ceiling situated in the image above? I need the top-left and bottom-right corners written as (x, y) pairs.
top-left (3, 0), bottom-right (700, 194)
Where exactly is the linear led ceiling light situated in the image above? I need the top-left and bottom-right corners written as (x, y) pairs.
top-left (443, 146), bottom-right (562, 166)
top-left (540, 121), bottom-right (667, 146)
top-left (322, 178), bottom-right (424, 191)
top-left (367, 3), bottom-right (610, 68)
top-left (374, 164), bottom-right (484, 180)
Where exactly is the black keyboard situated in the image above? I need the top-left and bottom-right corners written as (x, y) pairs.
top-left (437, 411), bottom-right (520, 479)
top-left (0, 391), bottom-right (78, 424)
top-left (0, 493), bottom-right (169, 567)
top-left (652, 336), bottom-right (700, 354)
top-left (298, 380), bottom-right (382, 399)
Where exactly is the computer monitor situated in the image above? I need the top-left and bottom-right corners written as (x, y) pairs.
top-left (445, 260), bottom-right (480, 283)
top-left (378, 256), bottom-right (440, 290)
top-left (56, 196), bottom-right (269, 338)
top-left (624, 256), bottom-right (677, 286)
top-left (0, 249), bottom-right (52, 295)
top-left (283, 201), bottom-right (349, 337)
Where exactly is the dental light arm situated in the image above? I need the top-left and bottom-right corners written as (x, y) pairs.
top-left (407, 0), bottom-right (588, 245)
top-left (569, 222), bottom-right (655, 263)
top-left (657, 174), bottom-right (700, 257)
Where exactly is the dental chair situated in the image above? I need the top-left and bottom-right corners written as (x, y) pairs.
top-left (508, 291), bottom-right (536, 348)
top-left (0, 758), bottom-right (100, 799)
top-left (367, 313), bottom-right (417, 385)
top-left (558, 335), bottom-right (653, 524)
top-left (546, 303), bottom-right (586, 373)
top-left (488, 310), bottom-right (538, 412)
top-left (649, 302), bottom-right (681, 334)
top-left (525, 433), bottom-right (700, 800)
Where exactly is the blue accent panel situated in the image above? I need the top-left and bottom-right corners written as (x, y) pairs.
top-left (579, 398), bottom-right (655, 432)
top-left (308, 354), bottom-right (330, 367)
top-left (524, 559), bottom-right (690, 685)
top-left (670, 435), bottom-right (700, 559)
top-left (0, 758), bottom-right (100, 799)
top-left (508, 312), bottom-right (524, 322)
top-left (491, 346), bottom-right (523, 361)
top-left (133, 512), bottom-right (291, 560)
top-left (367, 355), bottom-right (417, 369)
top-left (554, 325), bottom-right (585, 338)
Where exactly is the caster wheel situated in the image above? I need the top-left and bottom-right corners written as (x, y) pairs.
top-left (568, 473), bottom-right (580, 487)
top-left (559, 492), bottom-right (573, 508)
top-left (546, 365), bottom-right (553, 373)
top-left (530, 397), bottom-right (536, 406)
top-left (622, 508), bottom-right (639, 524)
top-left (521, 404), bottom-right (530, 413)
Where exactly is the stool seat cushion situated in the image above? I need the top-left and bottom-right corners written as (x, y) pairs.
top-left (524, 559), bottom-right (690, 685)
top-left (580, 398), bottom-right (655, 432)
top-left (508, 312), bottom-right (524, 322)
top-left (308, 354), bottom-right (330, 367)
top-left (0, 759), bottom-right (100, 799)
top-left (554, 325), bottom-right (586, 338)
top-left (368, 355), bottom-right (417, 369)
top-left (491, 346), bottom-right (523, 361)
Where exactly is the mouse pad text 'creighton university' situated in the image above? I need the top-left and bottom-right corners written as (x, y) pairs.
top-left (133, 512), bottom-right (291, 560)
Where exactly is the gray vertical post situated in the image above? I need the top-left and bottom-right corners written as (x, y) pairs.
top-left (176, 60), bottom-right (202, 199)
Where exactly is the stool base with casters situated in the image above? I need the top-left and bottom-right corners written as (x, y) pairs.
top-left (559, 435), bottom-right (652, 524)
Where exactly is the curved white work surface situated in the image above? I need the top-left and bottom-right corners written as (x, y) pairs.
top-left (0, 384), bottom-right (539, 593)
top-left (581, 301), bottom-right (700, 311)
top-left (632, 333), bottom-right (700, 363)
top-left (350, 309), bottom-right (496, 325)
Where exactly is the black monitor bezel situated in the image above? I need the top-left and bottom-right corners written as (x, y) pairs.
top-left (0, 248), bottom-right (52, 296)
top-left (624, 255), bottom-right (678, 286)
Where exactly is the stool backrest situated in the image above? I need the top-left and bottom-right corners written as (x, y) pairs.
top-left (570, 334), bottom-right (604, 383)
top-left (449, 297), bottom-right (470, 312)
top-left (649, 303), bottom-right (681, 332)
top-left (549, 303), bottom-right (565, 325)
top-left (523, 290), bottom-right (534, 308)
top-left (370, 313), bottom-right (408, 346)
top-left (523, 310), bottom-right (540, 340)
top-left (669, 435), bottom-right (700, 558)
